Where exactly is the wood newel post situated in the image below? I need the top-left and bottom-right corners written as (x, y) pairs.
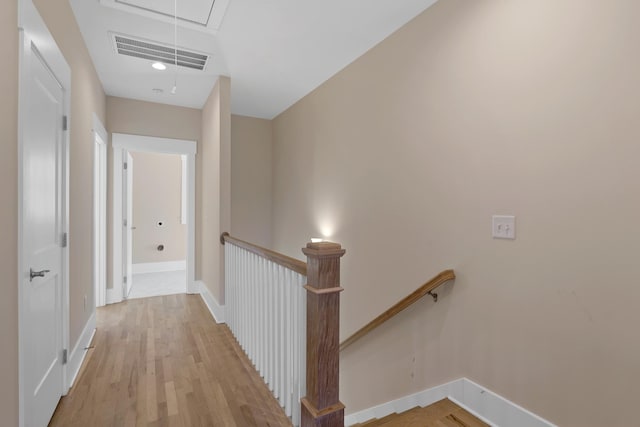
top-left (301, 242), bottom-right (346, 427)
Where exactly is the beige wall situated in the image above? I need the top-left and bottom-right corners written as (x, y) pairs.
top-left (33, 0), bottom-right (107, 352)
top-left (106, 96), bottom-right (201, 287)
top-left (1, 0), bottom-right (19, 424)
top-left (199, 77), bottom-right (231, 301)
top-left (131, 151), bottom-right (186, 264)
top-left (230, 115), bottom-right (273, 248)
top-left (272, 1), bottom-right (640, 426)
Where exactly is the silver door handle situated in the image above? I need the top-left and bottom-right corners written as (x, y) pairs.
top-left (30, 268), bottom-right (50, 281)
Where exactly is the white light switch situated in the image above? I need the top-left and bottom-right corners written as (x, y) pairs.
top-left (492, 215), bottom-right (515, 239)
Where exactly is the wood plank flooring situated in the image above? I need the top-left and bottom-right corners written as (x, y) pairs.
top-left (50, 294), bottom-right (292, 427)
top-left (352, 398), bottom-right (489, 427)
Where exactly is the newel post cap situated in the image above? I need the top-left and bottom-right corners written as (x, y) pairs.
top-left (302, 241), bottom-right (346, 258)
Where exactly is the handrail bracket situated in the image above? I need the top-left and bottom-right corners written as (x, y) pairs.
top-left (427, 290), bottom-right (438, 302)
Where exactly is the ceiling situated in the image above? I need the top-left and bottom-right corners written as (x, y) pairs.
top-left (70, 0), bottom-right (439, 119)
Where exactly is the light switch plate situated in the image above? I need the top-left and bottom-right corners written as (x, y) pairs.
top-left (492, 215), bottom-right (515, 239)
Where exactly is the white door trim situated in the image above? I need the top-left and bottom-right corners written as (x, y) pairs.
top-left (110, 133), bottom-right (197, 303)
top-left (93, 114), bottom-right (107, 307)
top-left (17, 0), bottom-right (71, 425)
top-left (124, 152), bottom-right (134, 298)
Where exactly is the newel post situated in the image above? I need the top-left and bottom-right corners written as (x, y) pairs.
top-left (301, 242), bottom-right (346, 427)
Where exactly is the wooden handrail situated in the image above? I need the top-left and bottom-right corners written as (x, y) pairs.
top-left (339, 269), bottom-right (456, 352)
top-left (221, 232), bottom-right (307, 276)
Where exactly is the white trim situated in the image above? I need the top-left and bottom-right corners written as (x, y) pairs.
top-left (344, 378), bottom-right (556, 427)
top-left (18, 2), bottom-right (71, 426)
top-left (181, 155), bottom-right (187, 225)
top-left (93, 114), bottom-right (107, 308)
top-left (186, 154), bottom-right (196, 293)
top-left (124, 152), bottom-right (134, 297)
top-left (112, 146), bottom-right (124, 301)
top-left (92, 113), bottom-right (107, 141)
top-left (133, 260), bottom-right (186, 274)
top-left (65, 312), bottom-right (96, 390)
top-left (198, 281), bottom-right (226, 324)
top-left (453, 378), bottom-right (557, 427)
top-left (112, 133), bottom-right (196, 155)
top-left (111, 134), bottom-right (197, 304)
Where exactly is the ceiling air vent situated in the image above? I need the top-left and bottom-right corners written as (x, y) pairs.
top-left (112, 34), bottom-right (209, 71)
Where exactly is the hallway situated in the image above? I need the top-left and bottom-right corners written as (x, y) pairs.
top-left (50, 295), bottom-right (292, 426)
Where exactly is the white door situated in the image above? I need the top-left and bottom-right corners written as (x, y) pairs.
top-left (22, 46), bottom-right (66, 426)
top-left (123, 152), bottom-right (134, 297)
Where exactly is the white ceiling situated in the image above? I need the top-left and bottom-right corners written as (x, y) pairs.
top-left (70, 0), bottom-right (439, 119)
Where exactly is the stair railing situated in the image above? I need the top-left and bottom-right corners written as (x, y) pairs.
top-left (221, 233), bottom-right (346, 427)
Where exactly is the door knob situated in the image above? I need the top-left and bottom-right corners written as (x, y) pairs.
top-left (30, 268), bottom-right (50, 282)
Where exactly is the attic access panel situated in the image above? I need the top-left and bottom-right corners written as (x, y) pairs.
top-left (115, 0), bottom-right (214, 26)
top-left (99, 0), bottom-right (231, 33)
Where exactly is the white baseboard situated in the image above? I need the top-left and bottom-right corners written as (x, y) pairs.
top-left (451, 378), bottom-right (557, 427)
top-left (132, 260), bottom-right (186, 274)
top-left (197, 280), bottom-right (225, 324)
top-left (65, 311), bottom-right (96, 391)
top-left (344, 378), bottom-right (556, 427)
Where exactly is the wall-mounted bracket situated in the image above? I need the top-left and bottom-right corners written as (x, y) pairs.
top-left (427, 290), bottom-right (438, 302)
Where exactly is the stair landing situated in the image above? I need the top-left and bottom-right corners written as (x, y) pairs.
top-left (352, 398), bottom-right (489, 427)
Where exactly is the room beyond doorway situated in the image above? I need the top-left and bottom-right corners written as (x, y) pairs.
top-left (110, 134), bottom-right (197, 304)
top-left (127, 150), bottom-right (187, 299)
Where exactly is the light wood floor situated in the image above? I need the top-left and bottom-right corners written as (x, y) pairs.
top-left (50, 294), bottom-right (292, 427)
top-left (353, 398), bottom-right (489, 427)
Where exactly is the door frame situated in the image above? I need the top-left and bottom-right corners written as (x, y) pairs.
top-left (17, 0), bottom-right (71, 425)
top-left (110, 133), bottom-right (197, 303)
top-left (93, 114), bottom-right (108, 307)
top-left (124, 151), bottom-right (133, 298)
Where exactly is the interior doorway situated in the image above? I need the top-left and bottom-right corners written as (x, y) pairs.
top-left (127, 150), bottom-right (188, 299)
top-left (110, 134), bottom-right (197, 304)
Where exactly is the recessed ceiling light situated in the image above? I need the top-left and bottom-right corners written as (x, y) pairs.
top-left (151, 62), bottom-right (166, 71)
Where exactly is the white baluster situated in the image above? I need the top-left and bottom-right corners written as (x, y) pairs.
top-left (250, 252), bottom-right (255, 362)
top-left (222, 241), bottom-right (308, 426)
top-left (256, 257), bottom-right (263, 374)
top-left (268, 260), bottom-right (275, 390)
top-left (286, 268), bottom-right (293, 416)
top-left (291, 271), bottom-right (299, 425)
top-left (279, 265), bottom-right (286, 407)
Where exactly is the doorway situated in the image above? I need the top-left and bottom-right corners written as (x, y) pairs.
top-left (110, 133), bottom-right (197, 303)
top-left (128, 150), bottom-right (188, 299)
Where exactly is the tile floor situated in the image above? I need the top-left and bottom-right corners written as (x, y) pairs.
top-left (127, 269), bottom-right (186, 299)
